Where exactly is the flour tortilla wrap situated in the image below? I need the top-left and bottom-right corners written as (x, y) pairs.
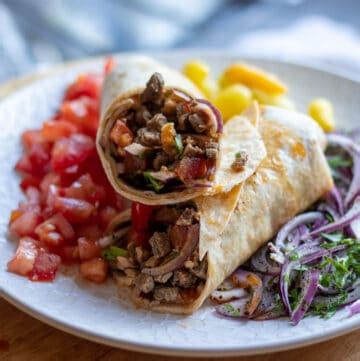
top-left (108, 105), bottom-right (333, 315)
top-left (97, 56), bottom-right (266, 205)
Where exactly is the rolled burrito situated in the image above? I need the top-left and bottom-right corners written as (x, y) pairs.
top-left (102, 105), bottom-right (333, 314)
top-left (97, 56), bottom-right (266, 205)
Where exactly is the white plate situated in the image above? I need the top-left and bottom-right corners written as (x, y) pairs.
top-left (1, 52), bottom-right (360, 357)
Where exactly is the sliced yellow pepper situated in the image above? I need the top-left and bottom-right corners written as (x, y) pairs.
top-left (253, 89), bottom-right (295, 110)
top-left (220, 63), bottom-right (287, 95)
top-left (214, 84), bottom-right (252, 121)
top-left (308, 98), bottom-right (336, 132)
top-left (183, 60), bottom-right (209, 85)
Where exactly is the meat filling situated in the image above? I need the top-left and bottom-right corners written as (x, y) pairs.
top-left (107, 73), bottom-right (220, 193)
top-left (108, 204), bottom-right (207, 305)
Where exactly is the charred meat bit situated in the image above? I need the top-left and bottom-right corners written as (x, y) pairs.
top-left (135, 246), bottom-right (151, 264)
top-left (152, 206), bottom-right (182, 225)
top-left (154, 272), bottom-right (173, 284)
top-left (169, 225), bottom-right (189, 251)
top-left (149, 232), bottom-right (171, 258)
top-left (116, 256), bottom-right (135, 270)
top-left (188, 258), bottom-right (208, 280)
top-left (136, 127), bottom-right (161, 147)
top-left (188, 113), bottom-right (207, 133)
top-left (135, 106), bottom-right (151, 126)
top-left (140, 72), bottom-right (164, 105)
top-left (147, 113), bottom-right (167, 131)
top-left (183, 143), bottom-right (204, 158)
top-left (144, 256), bottom-right (161, 268)
top-left (153, 286), bottom-right (180, 303)
top-left (162, 98), bottom-right (177, 116)
top-left (172, 270), bottom-right (197, 288)
top-left (152, 151), bottom-right (170, 171)
top-left (231, 151), bottom-right (248, 172)
top-left (134, 273), bottom-right (155, 294)
top-left (176, 208), bottom-right (199, 227)
top-left (123, 152), bottom-right (147, 173)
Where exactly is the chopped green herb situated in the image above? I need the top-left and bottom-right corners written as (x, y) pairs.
top-left (174, 134), bottom-right (183, 154)
top-left (311, 292), bottom-right (347, 319)
top-left (223, 303), bottom-right (242, 317)
top-left (289, 253), bottom-right (300, 261)
top-left (327, 155), bottom-right (352, 170)
top-left (138, 152), bottom-right (146, 160)
top-left (143, 171), bottom-right (164, 192)
top-left (102, 246), bottom-right (128, 261)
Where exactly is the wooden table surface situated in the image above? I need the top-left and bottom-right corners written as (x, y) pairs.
top-left (1, 65), bottom-right (359, 361)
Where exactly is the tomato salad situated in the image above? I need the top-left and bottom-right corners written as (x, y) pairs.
top-left (7, 59), bottom-right (133, 283)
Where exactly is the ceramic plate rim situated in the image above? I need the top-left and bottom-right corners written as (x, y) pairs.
top-left (1, 50), bottom-right (360, 357)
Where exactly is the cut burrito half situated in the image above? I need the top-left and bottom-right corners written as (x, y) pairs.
top-left (97, 56), bottom-right (266, 205)
top-left (101, 104), bottom-right (333, 314)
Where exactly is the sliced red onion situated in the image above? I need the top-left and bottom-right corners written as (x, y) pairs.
top-left (350, 218), bottom-right (360, 239)
top-left (309, 197), bottom-right (360, 237)
top-left (124, 143), bottom-right (149, 157)
top-left (291, 269), bottom-right (320, 325)
top-left (327, 134), bottom-right (360, 209)
top-left (230, 270), bottom-right (263, 316)
top-left (346, 155), bottom-right (360, 208)
top-left (318, 203), bottom-right (340, 222)
top-left (197, 99), bottom-right (223, 134)
top-left (251, 245), bottom-right (281, 275)
top-left (211, 288), bottom-right (248, 303)
top-left (215, 298), bottom-right (248, 318)
top-left (142, 224), bottom-right (199, 276)
top-left (280, 259), bottom-right (294, 315)
top-left (325, 186), bottom-right (344, 216)
top-left (275, 212), bottom-right (324, 250)
top-left (347, 299), bottom-right (360, 317)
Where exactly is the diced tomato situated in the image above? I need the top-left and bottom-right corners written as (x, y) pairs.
top-left (51, 134), bottom-right (95, 171)
top-left (63, 174), bottom-right (106, 204)
top-left (75, 224), bottom-right (103, 240)
top-left (79, 258), bottom-right (108, 283)
top-left (78, 237), bottom-right (101, 260)
top-left (35, 213), bottom-right (75, 247)
top-left (19, 186), bottom-right (41, 213)
top-left (41, 120), bottom-right (78, 142)
top-left (21, 130), bottom-right (43, 150)
top-left (20, 175), bottom-right (41, 191)
top-left (64, 74), bottom-right (102, 101)
top-left (176, 157), bottom-right (207, 182)
top-left (40, 172), bottom-right (62, 195)
top-left (110, 120), bottom-right (133, 147)
top-left (104, 57), bottom-right (115, 75)
top-left (99, 206), bottom-right (117, 229)
top-left (7, 237), bottom-right (39, 276)
top-left (131, 202), bottom-right (154, 232)
top-left (28, 251), bottom-right (61, 281)
top-left (10, 211), bottom-right (42, 237)
top-left (15, 154), bottom-right (33, 175)
top-left (28, 142), bottom-right (51, 175)
top-left (53, 196), bottom-right (95, 223)
top-left (60, 96), bottom-right (99, 137)
top-left (25, 186), bottom-right (42, 205)
top-left (59, 245), bottom-right (79, 263)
